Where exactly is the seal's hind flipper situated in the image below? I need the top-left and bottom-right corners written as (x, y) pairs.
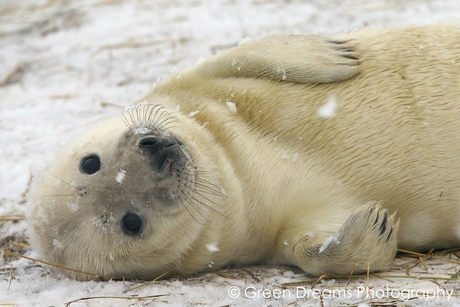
top-left (197, 35), bottom-right (360, 84)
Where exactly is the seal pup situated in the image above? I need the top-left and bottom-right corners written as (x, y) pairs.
top-left (28, 24), bottom-right (460, 280)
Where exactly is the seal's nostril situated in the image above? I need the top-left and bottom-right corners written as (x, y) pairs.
top-left (139, 137), bottom-right (158, 148)
top-left (139, 137), bottom-right (178, 150)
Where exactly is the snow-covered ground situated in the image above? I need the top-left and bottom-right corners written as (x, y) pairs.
top-left (2, 0), bottom-right (460, 306)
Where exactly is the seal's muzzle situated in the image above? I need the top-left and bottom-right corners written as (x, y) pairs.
top-left (138, 136), bottom-right (189, 177)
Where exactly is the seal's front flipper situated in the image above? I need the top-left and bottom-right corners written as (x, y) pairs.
top-left (197, 35), bottom-right (360, 84)
top-left (284, 201), bottom-right (399, 275)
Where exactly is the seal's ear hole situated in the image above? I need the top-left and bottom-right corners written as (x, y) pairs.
top-left (80, 154), bottom-right (101, 175)
top-left (121, 213), bottom-right (143, 236)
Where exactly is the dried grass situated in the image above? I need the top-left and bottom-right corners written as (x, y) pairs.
top-left (0, 0), bottom-right (83, 37)
top-left (1, 241), bottom-right (460, 306)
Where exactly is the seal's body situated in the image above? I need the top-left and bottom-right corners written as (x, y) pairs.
top-left (28, 25), bottom-right (460, 280)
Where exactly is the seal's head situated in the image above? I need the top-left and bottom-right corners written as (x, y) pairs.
top-left (27, 104), bottom-right (226, 280)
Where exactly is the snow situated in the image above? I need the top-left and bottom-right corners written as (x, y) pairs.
top-left (134, 127), bottom-right (152, 135)
top-left (318, 95), bottom-right (337, 118)
top-left (188, 110), bottom-right (200, 117)
top-left (205, 243), bottom-right (220, 253)
top-left (238, 37), bottom-right (253, 46)
top-left (2, 0), bottom-right (460, 306)
top-left (115, 169), bottom-right (126, 183)
top-left (226, 100), bottom-right (237, 113)
top-left (66, 202), bottom-right (79, 213)
top-left (319, 234), bottom-right (338, 253)
top-left (281, 151), bottom-right (299, 162)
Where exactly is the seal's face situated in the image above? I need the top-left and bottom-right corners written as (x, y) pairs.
top-left (28, 104), bottom-right (224, 280)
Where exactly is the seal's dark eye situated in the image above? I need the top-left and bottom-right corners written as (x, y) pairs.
top-left (80, 154), bottom-right (101, 175)
top-left (121, 213), bottom-right (143, 236)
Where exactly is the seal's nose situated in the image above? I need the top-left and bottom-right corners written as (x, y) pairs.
top-left (138, 136), bottom-right (188, 176)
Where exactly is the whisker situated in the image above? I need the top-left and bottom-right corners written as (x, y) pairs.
top-left (122, 106), bottom-right (136, 128)
top-left (193, 168), bottom-right (213, 173)
top-left (194, 173), bottom-right (225, 193)
top-left (122, 103), bottom-right (177, 134)
top-left (47, 172), bottom-right (81, 189)
top-left (193, 186), bottom-right (225, 198)
top-left (195, 173), bottom-right (227, 193)
top-left (189, 193), bottom-right (225, 217)
top-left (41, 194), bottom-right (77, 198)
top-left (164, 123), bottom-right (179, 131)
top-left (178, 194), bottom-right (208, 225)
top-left (195, 175), bottom-right (225, 191)
top-left (194, 181), bottom-right (226, 198)
top-left (155, 109), bottom-right (169, 121)
top-left (158, 116), bottom-right (178, 128)
top-left (144, 104), bottom-right (158, 123)
top-left (177, 173), bottom-right (227, 223)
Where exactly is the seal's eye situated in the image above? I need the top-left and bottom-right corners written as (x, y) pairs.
top-left (121, 213), bottom-right (143, 236)
top-left (80, 154), bottom-right (101, 175)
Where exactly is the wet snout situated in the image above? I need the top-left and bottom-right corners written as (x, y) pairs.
top-left (138, 136), bottom-right (190, 177)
